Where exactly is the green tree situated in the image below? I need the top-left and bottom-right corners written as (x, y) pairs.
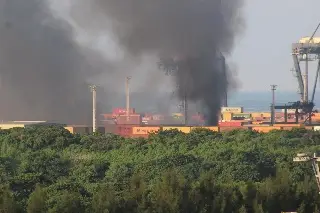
top-left (27, 184), bottom-right (47, 213)
top-left (0, 185), bottom-right (16, 213)
top-left (48, 191), bottom-right (84, 213)
top-left (151, 170), bottom-right (187, 213)
top-left (238, 205), bottom-right (247, 213)
top-left (92, 185), bottom-right (118, 213)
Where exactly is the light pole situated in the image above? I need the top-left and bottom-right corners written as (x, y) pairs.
top-left (89, 85), bottom-right (97, 133)
top-left (293, 152), bottom-right (320, 194)
top-left (126, 77), bottom-right (132, 121)
top-left (270, 85), bottom-right (277, 125)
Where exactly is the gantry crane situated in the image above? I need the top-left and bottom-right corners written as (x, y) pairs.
top-left (291, 22), bottom-right (320, 123)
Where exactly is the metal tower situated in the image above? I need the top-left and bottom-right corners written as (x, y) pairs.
top-left (291, 22), bottom-right (320, 123)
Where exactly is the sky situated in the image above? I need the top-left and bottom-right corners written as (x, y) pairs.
top-left (232, 0), bottom-right (320, 92)
top-left (50, 0), bottom-right (320, 94)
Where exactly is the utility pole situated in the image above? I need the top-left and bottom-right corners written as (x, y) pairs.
top-left (184, 92), bottom-right (188, 126)
top-left (293, 153), bottom-right (320, 194)
top-left (270, 85), bottom-right (277, 125)
top-left (126, 76), bottom-right (132, 121)
top-left (89, 85), bottom-right (97, 133)
top-left (221, 54), bottom-right (228, 107)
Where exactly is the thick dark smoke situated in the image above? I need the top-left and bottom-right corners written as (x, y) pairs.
top-left (0, 0), bottom-right (105, 124)
top-left (77, 0), bottom-right (244, 125)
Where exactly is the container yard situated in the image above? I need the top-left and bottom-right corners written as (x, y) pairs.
top-left (1, 105), bottom-right (320, 137)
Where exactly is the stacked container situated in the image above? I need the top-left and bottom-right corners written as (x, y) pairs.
top-left (116, 114), bottom-right (141, 125)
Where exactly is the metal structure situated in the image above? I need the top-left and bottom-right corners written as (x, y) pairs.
top-left (293, 153), bottom-right (320, 194)
top-left (125, 76), bottom-right (132, 121)
top-left (158, 53), bottom-right (227, 125)
top-left (89, 85), bottom-right (97, 133)
top-left (291, 22), bottom-right (320, 123)
top-left (270, 85), bottom-right (277, 125)
top-left (273, 101), bottom-right (315, 124)
top-left (158, 57), bottom-right (189, 125)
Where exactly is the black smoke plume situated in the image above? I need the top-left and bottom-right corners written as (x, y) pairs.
top-left (0, 0), bottom-right (105, 124)
top-left (77, 0), bottom-right (244, 125)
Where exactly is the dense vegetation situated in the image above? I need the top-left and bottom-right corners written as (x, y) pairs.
top-left (1, 126), bottom-right (320, 212)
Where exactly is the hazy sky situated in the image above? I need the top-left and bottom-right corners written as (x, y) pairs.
top-left (232, 0), bottom-right (320, 92)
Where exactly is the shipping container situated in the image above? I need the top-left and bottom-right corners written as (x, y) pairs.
top-left (132, 126), bottom-right (160, 135)
top-left (113, 108), bottom-right (135, 115)
top-left (222, 112), bottom-right (233, 121)
top-left (0, 124), bottom-right (25, 129)
top-left (281, 109), bottom-right (302, 113)
top-left (274, 124), bottom-right (305, 127)
top-left (314, 126), bottom-right (320, 131)
top-left (219, 121), bottom-right (243, 127)
top-left (232, 113), bottom-right (251, 119)
top-left (100, 114), bottom-right (115, 119)
top-left (251, 113), bottom-right (263, 118)
top-left (152, 115), bottom-right (165, 120)
top-left (172, 113), bottom-right (184, 117)
top-left (252, 121), bottom-right (262, 125)
top-left (104, 124), bottom-right (117, 134)
top-left (281, 127), bottom-right (293, 131)
top-left (115, 125), bottom-right (134, 136)
top-left (261, 112), bottom-right (271, 118)
top-left (64, 126), bottom-right (74, 133)
top-left (191, 126), bottom-right (219, 132)
top-left (305, 126), bottom-right (314, 130)
top-left (163, 126), bottom-right (191, 133)
top-left (252, 126), bottom-right (282, 133)
top-left (129, 134), bottom-right (149, 139)
top-left (221, 107), bottom-right (243, 113)
top-left (116, 115), bottom-right (141, 125)
top-left (64, 125), bottom-right (105, 134)
top-left (219, 126), bottom-right (248, 132)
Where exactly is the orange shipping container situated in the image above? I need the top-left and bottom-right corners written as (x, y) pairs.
top-left (222, 112), bottom-right (233, 121)
top-left (251, 113), bottom-right (263, 118)
top-left (313, 113), bottom-right (320, 117)
top-left (64, 126), bottom-right (74, 133)
top-left (252, 126), bottom-right (282, 133)
top-left (219, 126), bottom-right (248, 132)
top-left (261, 112), bottom-right (271, 118)
top-left (252, 121), bottom-right (262, 125)
top-left (305, 126), bottom-right (314, 130)
top-left (191, 126), bottom-right (219, 132)
top-left (281, 127), bottom-right (293, 131)
top-left (163, 126), bottom-right (191, 133)
top-left (274, 123), bottom-right (304, 127)
top-left (132, 127), bottom-right (160, 135)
